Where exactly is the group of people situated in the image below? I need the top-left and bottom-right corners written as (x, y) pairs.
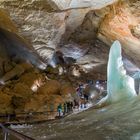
top-left (57, 83), bottom-right (90, 117)
top-left (57, 102), bottom-right (73, 117)
top-left (76, 83), bottom-right (89, 109)
top-left (57, 80), bottom-right (106, 117)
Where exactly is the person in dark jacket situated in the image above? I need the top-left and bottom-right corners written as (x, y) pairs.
top-left (67, 102), bottom-right (70, 113)
top-left (63, 103), bottom-right (67, 115)
top-left (70, 102), bottom-right (73, 112)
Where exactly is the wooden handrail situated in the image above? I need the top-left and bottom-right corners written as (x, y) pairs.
top-left (0, 110), bottom-right (58, 124)
top-left (0, 109), bottom-right (71, 124)
top-left (0, 110), bottom-right (57, 117)
top-left (0, 123), bottom-right (35, 140)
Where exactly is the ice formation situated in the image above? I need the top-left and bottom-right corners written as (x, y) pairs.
top-left (97, 41), bottom-right (137, 105)
top-left (107, 40), bottom-right (137, 102)
top-left (133, 71), bottom-right (140, 95)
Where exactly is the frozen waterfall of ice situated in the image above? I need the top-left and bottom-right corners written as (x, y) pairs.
top-left (97, 41), bottom-right (137, 105)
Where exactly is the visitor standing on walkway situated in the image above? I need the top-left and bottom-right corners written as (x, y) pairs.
top-left (63, 103), bottom-right (67, 115)
top-left (57, 104), bottom-right (62, 117)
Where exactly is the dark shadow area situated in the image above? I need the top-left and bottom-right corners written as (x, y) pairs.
top-left (0, 28), bottom-right (47, 70)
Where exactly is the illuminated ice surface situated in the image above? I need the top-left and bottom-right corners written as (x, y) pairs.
top-left (133, 71), bottom-right (140, 94)
top-left (106, 41), bottom-right (137, 103)
top-left (97, 41), bottom-right (137, 105)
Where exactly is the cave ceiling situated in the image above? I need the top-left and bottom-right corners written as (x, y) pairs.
top-left (0, 0), bottom-right (139, 79)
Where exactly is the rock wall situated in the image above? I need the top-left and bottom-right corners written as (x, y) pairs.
top-left (0, 0), bottom-right (66, 64)
top-left (0, 0), bottom-right (140, 77)
top-left (68, 0), bottom-right (140, 67)
top-left (1, 0), bottom-right (140, 68)
top-left (0, 0), bottom-right (118, 64)
top-left (98, 1), bottom-right (140, 66)
top-left (0, 0), bottom-right (140, 115)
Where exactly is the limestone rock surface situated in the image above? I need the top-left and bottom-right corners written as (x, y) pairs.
top-left (0, 0), bottom-right (140, 116)
top-left (98, 1), bottom-right (140, 66)
top-left (0, 92), bottom-right (12, 113)
top-left (0, 0), bottom-right (118, 66)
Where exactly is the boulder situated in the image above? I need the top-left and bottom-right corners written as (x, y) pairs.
top-left (60, 83), bottom-right (75, 95)
top-left (0, 92), bottom-right (13, 113)
top-left (0, 9), bottom-right (18, 33)
top-left (13, 83), bottom-right (33, 99)
top-left (19, 70), bottom-right (46, 91)
top-left (0, 64), bottom-right (25, 83)
top-left (24, 95), bottom-right (45, 112)
top-left (3, 61), bottom-right (14, 73)
top-left (10, 82), bottom-right (33, 112)
top-left (25, 81), bottom-right (74, 112)
top-left (11, 95), bottom-right (26, 112)
top-left (38, 80), bottom-right (61, 95)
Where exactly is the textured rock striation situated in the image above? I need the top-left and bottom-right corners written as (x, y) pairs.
top-left (0, 0), bottom-right (140, 68)
top-left (98, 1), bottom-right (140, 66)
top-left (0, 0), bottom-right (118, 66)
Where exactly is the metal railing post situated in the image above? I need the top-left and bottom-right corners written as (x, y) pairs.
top-left (7, 115), bottom-right (10, 122)
top-left (4, 131), bottom-right (8, 140)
